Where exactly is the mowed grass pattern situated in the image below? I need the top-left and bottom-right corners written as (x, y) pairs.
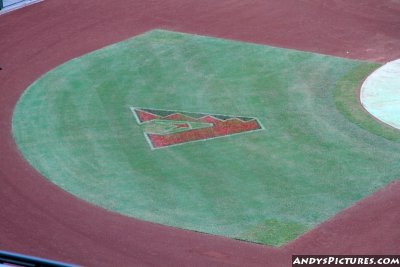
top-left (12, 30), bottom-right (400, 246)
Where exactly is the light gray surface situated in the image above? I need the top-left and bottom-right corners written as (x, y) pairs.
top-left (360, 59), bottom-right (400, 130)
top-left (1, 0), bottom-right (42, 14)
top-left (4, 0), bottom-right (25, 7)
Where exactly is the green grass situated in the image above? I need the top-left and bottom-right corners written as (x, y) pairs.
top-left (12, 30), bottom-right (400, 246)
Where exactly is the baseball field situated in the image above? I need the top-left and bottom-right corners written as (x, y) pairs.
top-left (1, 1), bottom-right (400, 266)
top-left (12, 29), bottom-right (400, 247)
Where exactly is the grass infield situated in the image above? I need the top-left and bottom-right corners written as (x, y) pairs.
top-left (12, 30), bottom-right (400, 246)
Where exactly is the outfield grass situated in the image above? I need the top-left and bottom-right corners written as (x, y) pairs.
top-left (12, 30), bottom-right (400, 246)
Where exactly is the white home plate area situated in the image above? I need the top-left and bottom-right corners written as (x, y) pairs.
top-left (360, 59), bottom-right (400, 130)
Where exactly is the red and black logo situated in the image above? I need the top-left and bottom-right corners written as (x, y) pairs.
top-left (131, 107), bottom-right (264, 149)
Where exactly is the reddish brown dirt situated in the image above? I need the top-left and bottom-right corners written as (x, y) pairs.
top-left (0, 0), bottom-right (399, 266)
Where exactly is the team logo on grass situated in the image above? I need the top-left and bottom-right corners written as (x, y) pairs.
top-left (130, 107), bottom-right (264, 149)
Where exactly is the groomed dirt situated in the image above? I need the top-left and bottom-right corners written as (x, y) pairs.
top-left (0, 0), bottom-right (399, 266)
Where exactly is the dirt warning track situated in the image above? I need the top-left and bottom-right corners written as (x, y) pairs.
top-left (1, 1), bottom-right (399, 266)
